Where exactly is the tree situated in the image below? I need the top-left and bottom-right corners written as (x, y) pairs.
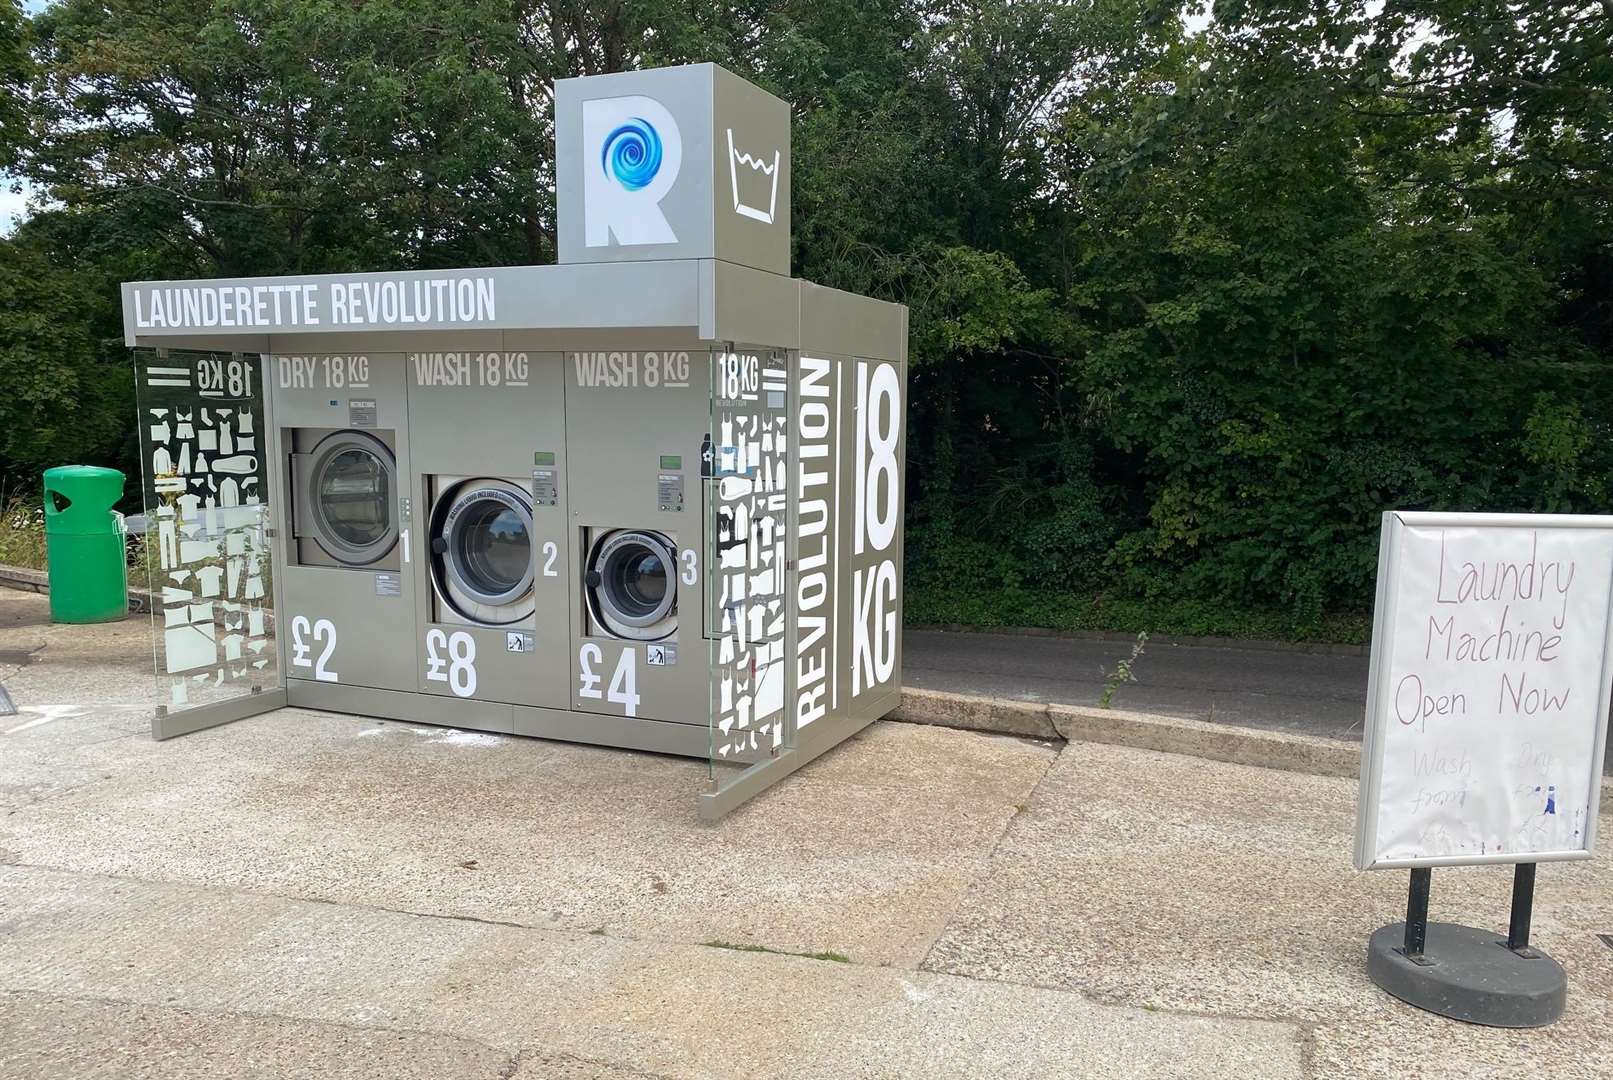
top-left (3, 0), bottom-right (1610, 637)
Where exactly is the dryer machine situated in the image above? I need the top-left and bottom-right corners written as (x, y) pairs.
top-left (276, 352), bottom-right (418, 692)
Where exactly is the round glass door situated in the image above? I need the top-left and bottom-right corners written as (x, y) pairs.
top-left (308, 431), bottom-right (397, 565)
top-left (432, 480), bottom-right (535, 625)
top-left (587, 530), bottom-right (677, 640)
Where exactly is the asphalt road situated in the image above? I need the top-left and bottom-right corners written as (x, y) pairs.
top-left (904, 628), bottom-right (1613, 775)
top-left (904, 629), bottom-right (1370, 739)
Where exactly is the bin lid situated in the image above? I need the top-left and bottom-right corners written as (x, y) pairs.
top-left (43, 466), bottom-right (125, 531)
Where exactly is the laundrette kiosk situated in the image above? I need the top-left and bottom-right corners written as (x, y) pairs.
top-left (120, 64), bottom-right (907, 817)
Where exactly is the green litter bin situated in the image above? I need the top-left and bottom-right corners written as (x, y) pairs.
top-left (43, 465), bottom-right (129, 624)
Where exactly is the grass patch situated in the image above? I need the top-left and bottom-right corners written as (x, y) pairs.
top-left (0, 498), bottom-right (47, 570)
top-left (702, 940), bottom-right (850, 963)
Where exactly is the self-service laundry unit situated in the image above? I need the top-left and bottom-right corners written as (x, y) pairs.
top-left (405, 347), bottom-right (572, 719)
top-left (122, 62), bottom-right (909, 817)
top-left (275, 352), bottom-right (420, 693)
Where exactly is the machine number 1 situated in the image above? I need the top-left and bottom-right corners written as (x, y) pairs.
top-left (425, 629), bottom-right (477, 698)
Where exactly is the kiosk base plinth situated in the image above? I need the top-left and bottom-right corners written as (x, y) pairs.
top-left (1367, 921), bottom-right (1566, 1028)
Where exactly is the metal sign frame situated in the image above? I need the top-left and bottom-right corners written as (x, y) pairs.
top-left (1355, 510), bottom-right (1613, 870)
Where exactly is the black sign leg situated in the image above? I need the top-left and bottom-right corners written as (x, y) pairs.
top-left (1506, 862), bottom-right (1540, 959)
top-left (1399, 867), bottom-right (1434, 965)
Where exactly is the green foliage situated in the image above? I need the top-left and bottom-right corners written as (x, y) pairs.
top-left (1099, 631), bottom-right (1149, 709)
top-left (906, 582), bottom-right (1372, 645)
top-left (2, 0), bottom-right (1610, 640)
top-left (0, 497), bottom-right (46, 569)
top-left (0, 218), bottom-right (133, 483)
top-left (702, 940), bottom-right (851, 963)
top-left (0, 0), bottom-right (27, 170)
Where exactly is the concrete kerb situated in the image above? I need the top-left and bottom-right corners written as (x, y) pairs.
top-left (889, 688), bottom-right (1357, 776)
top-left (0, 562), bottom-right (152, 614)
top-left (891, 689), bottom-right (1613, 798)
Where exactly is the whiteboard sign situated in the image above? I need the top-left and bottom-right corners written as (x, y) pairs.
top-left (1355, 512), bottom-right (1613, 870)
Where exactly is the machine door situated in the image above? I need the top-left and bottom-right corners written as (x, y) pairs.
top-left (585, 529), bottom-right (677, 641)
top-left (134, 348), bottom-right (286, 739)
top-left (431, 479), bottom-right (535, 626)
top-left (291, 430), bottom-right (398, 567)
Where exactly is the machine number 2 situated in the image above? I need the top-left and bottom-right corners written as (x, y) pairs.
top-left (290, 616), bottom-right (338, 682)
top-left (578, 644), bottom-right (640, 716)
top-left (426, 629), bottom-right (478, 698)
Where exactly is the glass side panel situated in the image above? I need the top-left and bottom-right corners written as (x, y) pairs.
top-left (133, 349), bottom-right (280, 715)
top-left (707, 346), bottom-right (795, 784)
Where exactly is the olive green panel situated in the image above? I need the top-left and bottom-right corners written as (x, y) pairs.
top-left (837, 354), bottom-right (907, 721)
top-left (711, 64), bottom-right (792, 277)
top-left (791, 353), bottom-right (907, 731)
top-left (288, 679), bottom-right (513, 735)
top-left (564, 347), bottom-right (711, 726)
top-left (272, 352), bottom-right (419, 693)
top-left (704, 260), bottom-right (798, 351)
top-left (799, 282), bottom-right (906, 364)
top-left (407, 350), bottom-right (572, 710)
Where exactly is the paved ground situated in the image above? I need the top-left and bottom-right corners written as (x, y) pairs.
top-left (904, 628), bottom-right (1613, 774)
top-left (3, 588), bottom-right (1612, 1078)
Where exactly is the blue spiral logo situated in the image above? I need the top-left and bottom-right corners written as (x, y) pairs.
top-left (601, 119), bottom-right (663, 191)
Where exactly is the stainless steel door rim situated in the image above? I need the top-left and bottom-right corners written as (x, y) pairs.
top-left (431, 479), bottom-right (536, 625)
top-left (586, 529), bottom-right (677, 641)
top-left (306, 429), bottom-right (398, 566)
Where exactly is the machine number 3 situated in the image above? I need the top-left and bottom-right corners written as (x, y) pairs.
top-left (578, 644), bottom-right (640, 716)
top-left (290, 616), bottom-right (339, 682)
top-left (426, 629), bottom-right (478, 698)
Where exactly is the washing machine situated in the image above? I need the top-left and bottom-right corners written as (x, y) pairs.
top-left (407, 349), bottom-right (571, 717)
top-left (275, 352), bottom-right (418, 692)
top-left (563, 347), bottom-right (710, 726)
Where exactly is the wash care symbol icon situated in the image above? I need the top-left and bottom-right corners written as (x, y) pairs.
top-left (726, 129), bottom-right (780, 225)
top-left (583, 96), bottom-right (683, 247)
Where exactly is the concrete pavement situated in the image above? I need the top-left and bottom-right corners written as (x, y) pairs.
top-left (3, 587), bottom-right (1612, 1078)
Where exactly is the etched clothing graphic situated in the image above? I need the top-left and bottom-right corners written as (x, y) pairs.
top-left (709, 349), bottom-right (790, 759)
top-left (583, 96), bottom-right (683, 247)
top-left (726, 128), bottom-right (780, 225)
top-left (138, 351), bottom-right (277, 709)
